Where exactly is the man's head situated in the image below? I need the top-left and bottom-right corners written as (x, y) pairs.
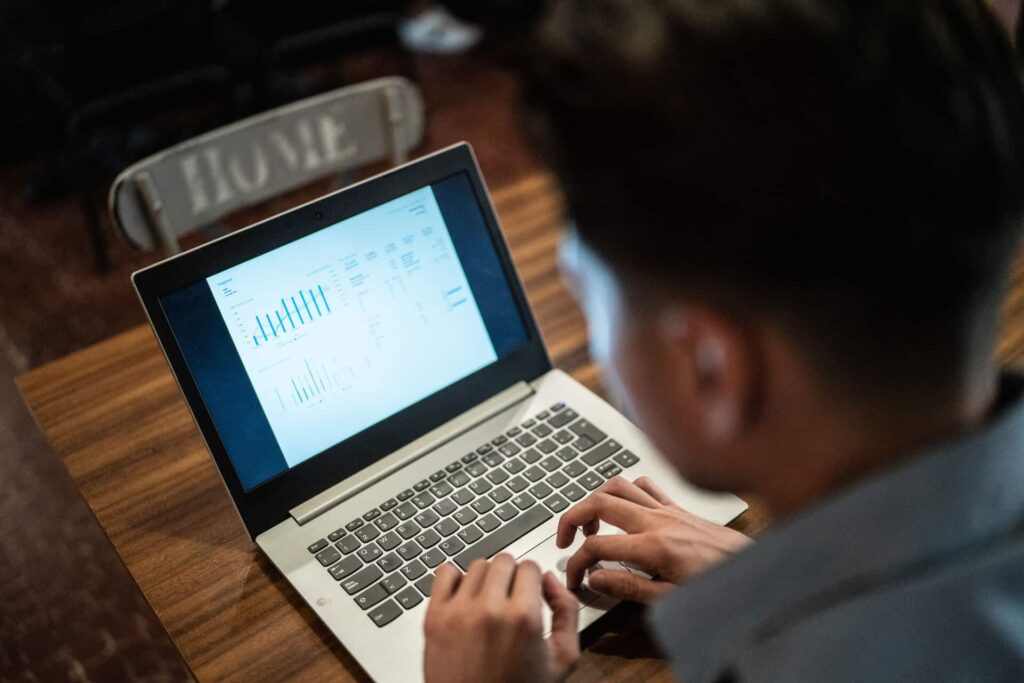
top-left (525, 0), bottom-right (1024, 500)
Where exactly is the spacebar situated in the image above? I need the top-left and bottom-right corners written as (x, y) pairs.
top-left (454, 506), bottom-right (553, 571)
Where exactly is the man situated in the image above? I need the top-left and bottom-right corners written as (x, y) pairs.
top-left (423, 0), bottom-right (1024, 681)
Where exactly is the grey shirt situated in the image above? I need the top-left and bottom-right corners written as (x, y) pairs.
top-left (649, 375), bottom-right (1024, 682)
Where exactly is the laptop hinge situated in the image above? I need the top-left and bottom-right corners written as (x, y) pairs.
top-left (290, 381), bottom-right (535, 526)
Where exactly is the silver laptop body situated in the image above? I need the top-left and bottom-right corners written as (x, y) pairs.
top-left (133, 143), bottom-right (747, 683)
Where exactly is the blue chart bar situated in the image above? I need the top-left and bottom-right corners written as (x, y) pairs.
top-left (253, 284), bottom-right (332, 347)
top-left (289, 358), bottom-right (337, 405)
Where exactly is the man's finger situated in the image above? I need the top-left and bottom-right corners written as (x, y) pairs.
top-left (543, 571), bottom-right (580, 678)
top-left (481, 553), bottom-right (518, 601)
top-left (431, 562), bottom-right (462, 602)
top-left (599, 476), bottom-right (662, 508)
top-left (631, 476), bottom-right (677, 507)
top-left (586, 567), bottom-right (675, 604)
top-left (564, 532), bottom-right (663, 588)
top-left (556, 493), bottom-right (652, 549)
top-left (510, 560), bottom-right (543, 614)
top-left (459, 558), bottom-right (490, 597)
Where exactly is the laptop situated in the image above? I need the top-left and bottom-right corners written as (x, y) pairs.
top-left (133, 142), bottom-right (748, 682)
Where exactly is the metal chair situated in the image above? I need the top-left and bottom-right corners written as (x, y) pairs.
top-left (109, 76), bottom-right (424, 255)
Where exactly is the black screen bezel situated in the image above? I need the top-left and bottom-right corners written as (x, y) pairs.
top-left (133, 144), bottom-right (551, 538)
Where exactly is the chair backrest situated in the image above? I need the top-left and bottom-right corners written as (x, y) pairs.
top-left (109, 76), bottom-right (424, 254)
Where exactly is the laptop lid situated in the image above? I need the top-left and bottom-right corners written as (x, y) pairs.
top-left (133, 143), bottom-right (551, 538)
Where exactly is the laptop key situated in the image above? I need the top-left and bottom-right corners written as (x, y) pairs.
top-left (345, 519), bottom-right (364, 531)
top-left (572, 435), bottom-right (597, 451)
top-left (342, 565), bottom-right (383, 595)
top-left (494, 504), bottom-right (519, 522)
top-left (430, 481), bottom-right (453, 498)
top-left (462, 452), bottom-right (479, 464)
top-left (430, 471), bottom-right (447, 482)
top-left (400, 559), bottom-right (427, 580)
top-left (453, 506), bottom-right (553, 571)
top-left (551, 401), bottom-right (566, 412)
top-left (413, 479), bottom-right (431, 491)
top-left (614, 450), bottom-right (640, 468)
top-left (368, 599), bottom-right (403, 627)
top-left (446, 462), bottom-right (463, 473)
top-left (579, 472), bottom-right (604, 491)
top-left (452, 488), bottom-right (475, 506)
top-left (358, 545), bottom-right (383, 563)
top-left (581, 440), bottom-right (622, 467)
top-left (308, 539), bottom-right (328, 554)
top-left (562, 461), bottom-right (586, 478)
top-left (506, 426), bottom-right (522, 437)
top-left (397, 489), bottom-right (416, 501)
top-left (512, 493), bottom-right (536, 510)
top-left (471, 496), bottom-right (495, 514)
top-left (415, 510), bottom-right (440, 527)
top-left (374, 513), bottom-right (399, 531)
top-left (476, 514), bottom-right (501, 533)
top-left (516, 433), bottom-right (537, 448)
top-left (327, 528), bottom-right (346, 542)
top-left (440, 537), bottom-right (465, 556)
top-left (553, 430), bottom-right (575, 445)
top-left (469, 478), bottom-right (493, 495)
top-left (486, 469), bottom-right (509, 485)
top-left (315, 546), bottom-right (342, 567)
top-left (355, 583), bottom-right (388, 610)
top-left (412, 492), bottom-right (436, 509)
top-left (377, 532), bottom-right (402, 551)
top-left (476, 444), bottom-right (494, 454)
top-left (415, 573), bottom-right (435, 597)
top-left (570, 419), bottom-right (607, 443)
top-left (506, 476), bottom-right (528, 493)
top-left (395, 586), bottom-right (424, 610)
top-left (540, 456), bottom-right (561, 472)
top-left (433, 499), bottom-right (457, 517)
top-left (396, 521), bottom-right (421, 539)
top-left (416, 529), bottom-right (441, 549)
top-left (601, 465), bottom-right (623, 479)
top-left (546, 471), bottom-right (570, 488)
top-left (503, 459), bottom-right (525, 474)
top-left (329, 554), bottom-right (362, 580)
top-left (356, 525), bottom-right (381, 543)
top-left (531, 423), bottom-right (553, 438)
top-left (523, 466), bottom-right (545, 482)
top-left (377, 552), bottom-right (403, 573)
top-left (363, 509), bottom-right (382, 521)
top-left (420, 548), bottom-right (445, 568)
top-left (535, 410), bottom-right (551, 421)
top-left (380, 498), bottom-right (398, 511)
top-left (482, 452), bottom-right (503, 468)
top-left (449, 471), bottom-right (471, 488)
top-left (556, 446), bottom-right (577, 462)
top-left (528, 482), bottom-right (553, 500)
top-left (393, 502), bottom-right (417, 521)
top-left (458, 525), bottom-right (484, 545)
top-left (498, 443), bottom-right (521, 457)
top-left (336, 536), bottom-right (361, 554)
top-left (522, 418), bottom-right (537, 429)
top-left (544, 494), bottom-right (570, 513)
top-left (548, 409), bottom-right (578, 428)
top-left (537, 440), bottom-right (558, 455)
top-left (435, 518), bottom-right (459, 537)
top-left (453, 508), bottom-right (478, 526)
top-left (489, 486), bottom-right (512, 503)
top-left (491, 435), bottom-right (508, 446)
top-left (521, 448), bottom-right (542, 464)
top-left (397, 541), bottom-right (422, 561)
top-left (466, 461), bottom-right (487, 477)
top-left (561, 482), bottom-right (586, 502)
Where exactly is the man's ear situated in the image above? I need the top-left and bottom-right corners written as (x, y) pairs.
top-left (658, 305), bottom-right (760, 443)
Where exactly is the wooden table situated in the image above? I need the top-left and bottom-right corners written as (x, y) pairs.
top-left (28, 170), bottom-right (1024, 681)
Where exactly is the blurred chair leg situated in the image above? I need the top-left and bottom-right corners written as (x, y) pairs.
top-left (79, 190), bottom-right (111, 273)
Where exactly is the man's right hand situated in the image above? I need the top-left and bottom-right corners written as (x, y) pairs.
top-left (556, 476), bottom-right (752, 603)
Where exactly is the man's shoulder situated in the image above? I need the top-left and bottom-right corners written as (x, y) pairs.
top-left (730, 534), bottom-right (1024, 681)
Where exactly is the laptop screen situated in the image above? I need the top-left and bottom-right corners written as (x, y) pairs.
top-left (159, 172), bottom-right (528, 491)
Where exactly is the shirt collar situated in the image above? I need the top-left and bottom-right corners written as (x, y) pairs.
top-left (649, 374), bottom-right (1024, 683)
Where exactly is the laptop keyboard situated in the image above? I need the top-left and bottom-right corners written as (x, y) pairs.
top-left (304, 402), bottom-right (640, 628)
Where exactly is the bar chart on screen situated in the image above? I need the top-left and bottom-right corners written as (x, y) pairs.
top-left (250, 284), bottom-right (333, 349)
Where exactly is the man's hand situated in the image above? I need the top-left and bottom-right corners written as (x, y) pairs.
top-left (423, 554), bottom-right (580, 683)
top-left (557, 476), bottom-right (752, 603)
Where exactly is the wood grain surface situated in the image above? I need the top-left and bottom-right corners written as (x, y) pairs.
top-left (33, 169), bottom-right (1024, 681)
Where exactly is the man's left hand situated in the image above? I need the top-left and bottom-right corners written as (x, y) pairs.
top-left (423, 554), bottom-right (580, 683)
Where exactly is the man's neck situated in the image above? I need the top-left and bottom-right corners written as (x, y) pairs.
top-left (760, 370), bottom-right (1001, 520)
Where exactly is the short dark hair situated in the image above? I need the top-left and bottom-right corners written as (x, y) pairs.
top-left (524, 0), bottom-right (1024, 393)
